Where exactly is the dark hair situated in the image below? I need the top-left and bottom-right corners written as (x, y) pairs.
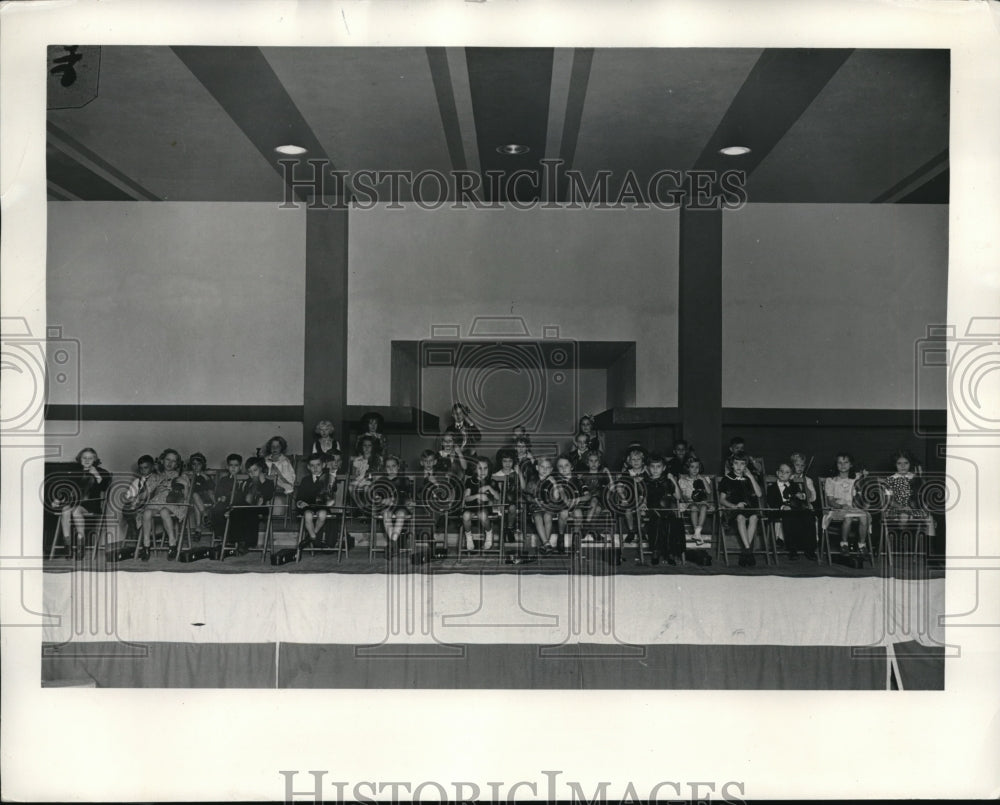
top-left (647, 453), bottom-right (666, 466)
top-left (265, 435), bottom-right (288, 454)
top-left (226, 453), bottom-right (243, 465)
top-left (420, 449), bottom-right (438, 461)
top-left (684, 455), bottom-right (702, 470)
top-left (452, 402), bottom-right (469, 416)
top-left (326, 449), bottom-right (342, 460)
top-left (514, 436), bottom-right (531, 449)
top-left (729, 451), bottom-right (749, 464)
top-left (729, 436), bottom-right (745, 448)
top-left (672, 439), bottom-right (689, 449)
top-left (891, 449), bottom-right (917, 467)
top-left (496, 448), bottom-right (516, 463)
top-left (188, 452), bottom-right (207, 467)
top-left (360, 411), bottom-right (384, 431)
top-left (137, 454), bottom-right (155, 466)
top-left (75, 447), bottom-right (101, 465)
top-left (306, 453), bottom-right (326, 464)
top-left (245, 457), bottom-right (266, 472)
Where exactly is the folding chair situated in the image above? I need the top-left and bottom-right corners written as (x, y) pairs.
top-left (875, 477), bottom-right (931, 570)
top-left (48, 486), bottom-right (112, 561)
top-left (224, 490), bottom-right (275, 565)
top-left (295, 478), bottom-right (350, 563)
top-left (712, 476), bottom-right (772, 567)
top-left (818, 476), bottom-right (876, 566)
top-left (131, 480), bottom-right (195, 560)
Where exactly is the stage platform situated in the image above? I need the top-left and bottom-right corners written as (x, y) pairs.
top-left (41, 550), bottom-right (947, 690)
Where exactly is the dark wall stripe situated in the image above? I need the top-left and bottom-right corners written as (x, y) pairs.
top-left (426, 47), bottom-right (467, 173)
top-left (172, 47), bottom-right (335, 201)
top-left (46, 143), bottom-right (133, 201)
top-left (678, 208), bottom-right (723, 464)
top-left (693, 49), bottom-right (853, 176)
top-left (723, 408), bottom-right (947, 428)
top-left (48, 121), bottom-right (160, 201)
top-left (45, 405), bottom-right (302, 422)
top-left (303, 208), bottom-right (349, 452)
top-left (466, 48), bottom-right (554, 202)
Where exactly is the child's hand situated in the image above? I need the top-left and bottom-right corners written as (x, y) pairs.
top-left (296, 501), bottom-right (306, 510)
top-left (737, 501), bottom-right (747, 509)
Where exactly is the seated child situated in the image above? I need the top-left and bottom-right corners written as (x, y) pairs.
top-left (414, 449), bottom-right (451, 543)
top-left (676, 455), bottom-right (712, 545)
top-left (355, 412), bottom-right (387, 457)
top-left (310, 419), bottom-right (341, 460)
top-left (578, 449), bottom-right (614, 541)
top-left (822, 452), bottom-right (871, 553)
top-left (523, 456), bottom-right (555, 551)
top-left (766, 463), bottom-right (817, 560)
top-left (210, 454), bottom-right (244, 541)
top-left (666, 439), bottom-right (694, 479)
top-left (543, 456), bottom-right (587, 554)
top-left (616, 447), bottom-right (648, 543)
top-left (884, 450), bottom-right (936, 538)
top-left (435, 432), bottom-right (468, 477)
top-left (295, 453), bottom-right (336, 548)
top-left (513, 436), bottom-right (536, 483)
top-left (576, 414), bottom-right (605, 454)
top-left (227, 457), bottom-right (275, 554)
top-left (122, 454), bottom-right (156, 543)
top-left (565, 432), bottom-right (592, 472)
top-left (491, 449), bottom-right (525, 542)
top-left (642, 453), bottom-right (685, 565)
top-left (718, 452), bottom-right (762, 567)
top-left (186, 452), bottom-right (216, 533)
top-left (463, 457), bottom-right (500, 551)
top-left (261, 436), bottom-right (296, 518)
top-left (349, 435), bottom-right (384, 500)
top-left (789, 453), bottom-right (818, 511)
top-left (722, 436), bottom-right (765, 482)
top-left (141, 449), bottom-right (190, 561)
top-left (380, 455), bottom-right (414, 555)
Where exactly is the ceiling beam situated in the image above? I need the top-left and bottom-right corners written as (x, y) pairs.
top-left (693, 48), bottom-right (853, 179)
top-left (172, 46), bottom-right (337, 203)
top-left (48, 121), bottom-right (160, 201)
top-left (872, 148), bottom-right (949, 203)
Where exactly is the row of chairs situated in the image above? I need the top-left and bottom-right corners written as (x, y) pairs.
top-left (46, 467), bottom-right (931, 569)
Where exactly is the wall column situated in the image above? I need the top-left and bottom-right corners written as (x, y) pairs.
top-left (678, 207), bottom-right (723, 467)
top-left (303, 205), bottom-right (349, 454)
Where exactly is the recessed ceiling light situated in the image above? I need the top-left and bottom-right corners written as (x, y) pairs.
top-left (719, 146), bottom-right (751, 156)
top-left (275, 144), bottom-right (308, 155)
top-left (496, 144), bottom-right (529, 155)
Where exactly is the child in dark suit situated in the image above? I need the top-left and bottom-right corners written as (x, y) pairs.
top-left (766, 463), bottom-right (816, 560)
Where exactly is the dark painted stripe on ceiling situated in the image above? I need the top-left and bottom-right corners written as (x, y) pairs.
top-left (466, 47), bottom-right (554, 203)
top-left (48, 121), bottom-right (160, 201)
top-left (47, 185), bottom-right (74, 201)
top-left (872, 149), bottom-right (948, 203)
top-left (693, 49), bottom-right (854, 177)
top-left (171, 46), bottom-right (335, 202)
top-left (557, 48), bottom-right (594, 202)
top-left (46, 142), bottom-right (133, 201)
top-left (898, 170), bottom-right (949, 204)
top-left (426, 47), bottom-right (467, 173)
top-left (46, 405), bottom-right (303, 422)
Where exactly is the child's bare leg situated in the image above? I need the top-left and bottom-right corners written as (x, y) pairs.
top-left (736, 514), bottom-right (751, 549)
top-left (306, 510), bottom-right (319, 539)
top-left (160, 509), bottom-right (176, 545)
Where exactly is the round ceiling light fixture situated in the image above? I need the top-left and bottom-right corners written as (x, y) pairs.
top-left (719, 145), bottom-right (751, 156)
top-left (496, 144), bottom-right (529, 155)
top-left (275, 144), bottom-right (308, 155)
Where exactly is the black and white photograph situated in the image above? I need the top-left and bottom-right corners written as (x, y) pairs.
top-left (2, 0), bottom-right (999, 801)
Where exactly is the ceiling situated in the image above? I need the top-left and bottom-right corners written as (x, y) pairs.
top-left (45, 46), bottom-right (949, 204)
